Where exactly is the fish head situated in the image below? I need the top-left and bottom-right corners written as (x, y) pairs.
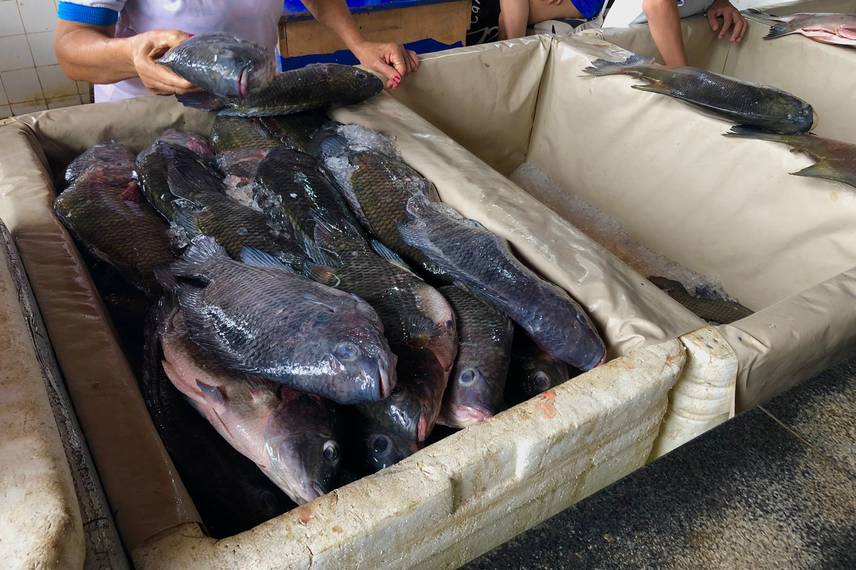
top-left (263, 389), bottom-right (340, 504)
top-left (157, 129), bottom-right (214, 160)
top-left (361, 429), bottom-right (420, 472)
top-left (524, 289), bottom-right (606, 371)
top-left (442, 358), bottom-right (507, 427)
top-left (183, 34), bottom-right (275, 98)
top-left (409, 284), bottom-right (458, 372)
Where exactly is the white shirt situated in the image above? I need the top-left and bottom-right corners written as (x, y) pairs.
top-left (603, 0), bottom-right (716, 28)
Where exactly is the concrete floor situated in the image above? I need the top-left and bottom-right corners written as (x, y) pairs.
top-left (467, 359), bottom-right (856, 569)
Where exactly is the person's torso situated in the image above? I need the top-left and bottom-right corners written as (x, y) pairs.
top-left (95, 0), bottom-right (283, 102)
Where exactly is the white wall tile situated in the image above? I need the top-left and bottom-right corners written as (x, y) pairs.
top-left (27, 30), bottom-right (56, 66)
top-left (47, 93), bottom-right (80, 108)
top-left (0, 103), bottom-right (12, 119)
top-left (1, 66), bottom-right (41, 102)
top-left (0, 2), bottom-right (26, 37)
top-left (37, 63), bottom-right (75, 97)
top-left (17, 0), bottom-right (56, 34)
top-left (11, 98), bottom-right (46, 115)
top-left (0, 35), bottom-right (34, 71)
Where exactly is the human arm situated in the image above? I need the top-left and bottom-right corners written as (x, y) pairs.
top-left (642, 0), bottom-right (689, 67)
top-left (301, 0), bottom-right (419, 89)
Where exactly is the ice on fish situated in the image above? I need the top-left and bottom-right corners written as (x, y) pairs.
top-left (336, 124), bottom-right (399, 157)
top-left (223, 178), bottom-right (261, 210)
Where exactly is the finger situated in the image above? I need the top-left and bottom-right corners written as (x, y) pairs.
top-left (387, 47), bottom-right (408, 77)
top-left (408, 50), bottom-right (420, 72)
top-left (371, 60), bottom-right (400, 87)
top-left (140, 60), bottom-right (195, 91)
top-left (718, 12), bottom-right (733, 39)
top-left (707, 10), bottom-right (720, 32)
top-left (733, 17), bottom-right (746, 42)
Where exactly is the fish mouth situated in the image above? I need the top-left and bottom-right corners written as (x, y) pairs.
top-left (238, 67), bottom-right (249, 97)
top-left (445, 405), bottom-right (493, 428)
top-left (417, 413), bottom-right (430, 442)
top-left (309, 481), bottom-right (326, 500)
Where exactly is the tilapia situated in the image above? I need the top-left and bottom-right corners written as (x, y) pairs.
top-left (54, 155), bottom-right (174, 297)
top-left (211, 117), bottom-right (280, 152)
top-left (649, 276), bottom-right (752, 324)
top-left (158, 33), bottom-right (275, 97)
top-left (260, 111), bottom-right (329, 152)
top-left (352, 419), bottom-right (422, 473)
top-left (724, 126), bottom-right (856, 191)
top-left (358, 348), bottom-right (449, 442)
top-left (438, 285), bottom-right (513, 428)
top-left (156, 129), bottom-right (215, 160)
top-left (160, 305), bottom-right (341, 504)
top-left (506, 329), bottom-right (572, 405)
top-left (159, 236), bottom-right (396, 404)
top-left (747, 10), bottom-right (856, 46)
top-left (399, 192), bottom-right (606, 371)
top-left (64, 142), bottom-right (135, 184)
top-left (142, 307), bottom-right (292, 535)
top-left (177, 64), bottom-right (383, 117)
top-left (584, 55), bottom-right (814, 134)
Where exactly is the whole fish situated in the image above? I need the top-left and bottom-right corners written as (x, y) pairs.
top-left (724, 126), bottom-right (856, 191)
top-left (54, 156), bottom-right (174, 297)
top-left (358, 348), bottom-right (449, 442)
top-left (64, 142), bottom-right (136, 184)
top-left (399, 192), bottom-right (606, 371)
top-left (156, 129), bottom-right (215, 160)
top-left (506, 328), bottom-right (573, 406)
top-left (260, 111), bottom-right (329, 152)
top-left (136, 141), bottom-right (303, 265)
top-left (176, 64), bottom-right (383, 117)
top-left (159, 236), bottom-right (396, 404)
top-left (584, 55), bottom-right (814, 134)
top-left (747, 10), bottom-right (856, 46)
top-left (142, 306), bottom-right (293, 535)
top-left (649, 276), bottom-right (752, 324)
top-left (158, 33), bottom-right (275, 97)
top-left (253, 147), bottom-right (458, 371)
top-left (210, 117), bottom-right (281, 152)
top-left (160, 305), bottom-right (342, 503)
top-left (438, 285), bottom-right (513, 427)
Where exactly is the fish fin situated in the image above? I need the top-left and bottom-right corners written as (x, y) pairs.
top-left (196, 380), bottom-right (226, 405)
top-left (171, 206), bottom-right (201, 237)
top-left (311, 131), bottom-right (351, 159)
top-left (840, 26), bottom-right (856, 40)
top-left (370, 240), bottom-right (410, 270)
top-left (176, 91), bottom-right (226, 112)
top-left (154, 266), bottom-right (178, 292)
top-left (629, 81), bottom-right (671, 96)
top-left (311, 209), bottom-right (366, 246)
top-left (183, 235), bottom-right (228, 265)
top-left (765, 22), bottom-right (796, 39)
top-left (305, 263), bottom-right (341, 287)
top-left (161, 142), bottom-right (226, 198)
top-left (743, 9), bottom-right (787, 23)
top-left (723, 125), bottom-right (789, 142)
top-left (582, 55), bottom-right (653, 77)
top-left (791, 161), bottom-right (851, 187)
top-left (239, 246), bottom-right (290, 269)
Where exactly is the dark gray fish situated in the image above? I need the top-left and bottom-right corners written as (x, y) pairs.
top-left (724, 126), bottom-right (856, 191)
top-left (648, 276), bottom-right (752, 324)
top-left (176, 64), bottom-right (383, 117)
top-left (158, 236), bottom-right (396, 404)
top-left (746, 10), bottom-right (856, 44)
top-left (584, 55), bottom-right (814, 134)
top-left (437, 285), bottom-right (513, 428)
top-left (399, 192), bottom-right (606, 371)
top-left (156, 129), bottom-right (215, 160)
top-left (210, 117), bottom-right (281, 152)
top-left (506, 328), bottom-right (573, 405)
top-left (260, 111), bottom-right (329, 152)
top-left (158, 33), bottom-right (275, 98)
top-left (64, 142), bottom-right (135, 184)
top-left (160, 305), bottom-right (342, 503)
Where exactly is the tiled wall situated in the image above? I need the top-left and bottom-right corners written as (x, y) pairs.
top-left (0, 0), bottom-right (91, 118)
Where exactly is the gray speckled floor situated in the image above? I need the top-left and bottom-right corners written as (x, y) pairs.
top-left (466, 359), bottom-right (856, 569)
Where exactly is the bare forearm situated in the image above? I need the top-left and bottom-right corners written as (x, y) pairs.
top-left (54, 23), bottom-right (137, 83)
top-left (643, 0), bottom-right (687, 67)
top-left (301, 0), bottom-right (364, 50)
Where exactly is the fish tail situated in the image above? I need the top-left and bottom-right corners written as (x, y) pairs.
top-left (176, 91), bottom-right (226, 112)
top-left (723, 125), bottom-right (790, 143)
top-left (582, 54), bottom-right (653, 77)
top-left (743, 9), bottom-right (787, 23)
top-left (765, 22), bottom-right (795, 39)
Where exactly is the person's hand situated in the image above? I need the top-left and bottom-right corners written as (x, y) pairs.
top-left (351, 40), bottom-right (419, 90)
top-left (707, 0), bottom-right (747, 43)
top-left (129, 29), bottom-right (196, 95)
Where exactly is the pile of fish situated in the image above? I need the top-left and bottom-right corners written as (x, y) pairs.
top-left (746, 10), bottom-right (856, 47)
top-left (53, 113), bottom-right (605, 521)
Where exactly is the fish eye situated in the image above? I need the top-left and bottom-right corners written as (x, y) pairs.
top-left (334, 341), bottom-right (359, 361)
top-left (533, 371), bottom-right (551, 391)
top-left (370, 434), bottom-right (390, 456)
top-left (458, 368), bottom-right (478, 386)
top-left (322, 440), bottom-right (339, 464)
top-left (315, 312), bottom-right (334, 324)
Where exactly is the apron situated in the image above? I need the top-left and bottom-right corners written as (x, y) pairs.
top-left (95, 0), bottom-right (282, 102)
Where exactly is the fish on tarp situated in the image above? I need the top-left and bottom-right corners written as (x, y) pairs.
top-left (159, 304), bottom-right (342, 504)
top-left (158, 33), bottom-right (275, 97)
top-left (54, 152), bottom-right (175, 297)
top-left (260, 111), bottom-right (330, 153)
top-left (399, 192), bottom-right (606, 371)
top-left (437, 285), bottom-right (513, 428)
top-left (141, 305), bottom-right (293, 535)
top-left (155, 129), bottom-right (215, 160)
top-left (176, 64), bottom-right (383, 117)
top-left (583, 55), bottom-right (814, 134)
top-left (648, 276), bottom-right (752, 324)
top-left (746, 10), bottom-right (856, 46)
top-left (358, 348), bottom-right (449, 443)
top-left (506, 328), bottom-right (573, 406)
top-left (724, 126), bottom-right (856, 191)
top-left (210, 117), bottom-right (281, 152)
top-left (158, 236), bottom-right (396, 404)
top-left (64, 142), bottom-right (135, 184)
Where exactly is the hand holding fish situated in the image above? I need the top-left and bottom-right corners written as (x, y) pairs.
top-left (351, 40), bottom-right (420, 90)
top-left (706, 0), bottom-right (747, 43)
top-left (130, 29), bottom-right (197, 95)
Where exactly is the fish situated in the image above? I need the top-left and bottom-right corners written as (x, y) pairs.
top-left (54, 156), bottom-right (175, 297)
top-left (210, 117), bottom-right (281, 152)
top-left (358, 348), bottom-right (449, 442)
top-left (747, 10), bottom-right (856, 46)
top-left (437, 285), bottom-right (513, 428)
top-left (141, 305), bottom-right (293, 535)
top-left (160, 304), bottom-right (342, 504)
top-left (259, 111), bottom-right (329, 152)
top-left (506, 328), bottom-right (573, 405)
top-left (253, 147), bottom-right (458, 371)
top-left (159, 236), bottom-right (396, 404)
top-left (158, 33), bottom-right (275, 98)
top-left (583, 54), bottom-right (814, 134)
top-left (176, 64), bottom-right (383, 117)
top-left (399, 192), bottom-right (606, 371)
top-left (155, 129), bottom-right (215, 160)
top-left (648, 276), bottom-right (752, 324)
top-left (724, 126), bottom-right (856, 191)
top-left (64, 141), bottom-right (136, 184)
top-left (135, 141), bottom-right (304, 265)
top-left (351, 419), bottom-right (422, 473)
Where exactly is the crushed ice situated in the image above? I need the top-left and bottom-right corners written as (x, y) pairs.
top-left (336, 124), bottom-right (399, 156)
